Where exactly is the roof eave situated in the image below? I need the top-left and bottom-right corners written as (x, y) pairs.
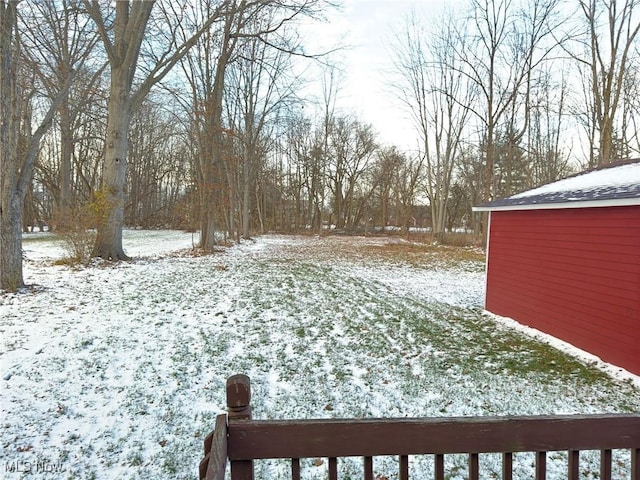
top-left (472, 197), bottom-right (640, 212)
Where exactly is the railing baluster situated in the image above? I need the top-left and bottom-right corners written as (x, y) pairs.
top-left (435, 454), bottom-right (444, 480)
top-left (469, 453), bottom-right (479, 480)
top-left (502, 452), bottom-right (513, 480)
top-left (291, 458), bottom-right (300, 480)
top-left (364, 456), bottom-right (373, 480)
top-left (230, 460), bottom-right (253, 480)
top-left (329, 457), bottom-right (338, 480)
top-left (568, 450), bottom-right (579, 480)
top-left (601, 449), bottom-right (612, 480)
top-left (399, 455), bottom-right (409, 480)
top-left (535, 451), bottom-right (546, 480)
top-left (632, 448), bottom-right (639, 480)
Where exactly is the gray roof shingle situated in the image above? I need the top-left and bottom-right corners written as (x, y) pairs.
top-left (474, 160), bottom-right (640, 211)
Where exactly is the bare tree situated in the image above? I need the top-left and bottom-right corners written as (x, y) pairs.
top-left (394, 152), bottom-right (424, 238)
top-left (178, 0), bottom-right (331, 249)
top-left (19, 0), bottom-right (102, 229)
top-left (81, 0), bottom-right (231, 259)
top-left (392, 11), bottom-right (473, 239)
top-left (1, 0), bottom-right (74, 291)
top-left (528, 65), bottom-right (573, 186)
top-left (280, 112), bottom-right (316, 230)
top-left (370, 146), bottom-right (402, 231)
top-left (126, 95), bottom-right (191, 228)
top-left (456, 0), bottom-right (561, 202)
top-left (326, 116), bottom-right (377, 229)
top-left (620, 63), bottom-right (640, 156)
top-left (574, 0), bottom-right (640, 166)
top-left (226, 11), bottom-right (300, 239)
top-left (455, 145), bottom-right (486, 234)
top-left (178, 0), bottom-right (232, 249)
top-left (314, 64), bottom-right (340, 233)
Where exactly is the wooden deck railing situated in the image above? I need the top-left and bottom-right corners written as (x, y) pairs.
top-left (200, 374), bottom-right (640, 480)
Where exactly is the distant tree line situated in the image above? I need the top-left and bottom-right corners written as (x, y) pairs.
top-left (1, 0), bottom-right (639, 291)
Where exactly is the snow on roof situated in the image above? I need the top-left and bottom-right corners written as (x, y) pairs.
top-left (474, 160), bottom-right (640, 211)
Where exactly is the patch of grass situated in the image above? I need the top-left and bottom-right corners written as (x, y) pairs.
top-left (359, 241), bottom-right (485, 266)
top-left (437, 232), bottom-right (482, 248)
top-left (404, 304), bottom-right (614, 386)
top-left (485, 332), bottom-right (608, 381)
top-left (233, 249), bottom-right (635, 417)
top-left (22, 233), bottom-right (58, 243)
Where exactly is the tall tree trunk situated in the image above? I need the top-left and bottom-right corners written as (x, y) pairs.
top-left (198, 7), bottom-right (234, 250)
top-left (0, 2), bottom-right (21, 291)
top-left (57, 95), bottom-right (73, 229)
top-left (432, 197), bottom-right (447, 239)
top-left (1, 196), bottom-right (24, 293)
top-left (86, 0), bottom-right (229, 256)
top-left (198, 123), bottom-right (224, 250)
top-left (242, 159), bottom-right (251, 238)
top-left (255, 183), bottom-right (264, 234)
top-left (599, 116), bottom-right (613, 166)
top-left (1, 1), bottom-right (70, 290)
top-left (93, 68), bottom-right (132, 260)
top-left (85, 0), bottom-right (153, 259)
top-left (201, 190), bottom-right (217, 248)
top-left (198, 126), bottom-right (219, 249)
top-left (481, 123), bottom-right (495, 244)
top-left (334, 181), bottom-right (344, 229)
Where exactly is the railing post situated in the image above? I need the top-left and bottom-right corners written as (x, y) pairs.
top-left (227, 374), bottom-right (253, 480)
top-left (200, 414), bottom-right (229, 480)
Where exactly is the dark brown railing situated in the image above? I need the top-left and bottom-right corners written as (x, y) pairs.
top-left (200, 374), bottom-right (640, 480)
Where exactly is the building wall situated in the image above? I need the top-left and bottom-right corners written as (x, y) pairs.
top-left (486, 205), bottom-right (640, 376)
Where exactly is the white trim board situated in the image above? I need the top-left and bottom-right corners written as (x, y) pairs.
top-left (473, 197), bottom-right (640, 212)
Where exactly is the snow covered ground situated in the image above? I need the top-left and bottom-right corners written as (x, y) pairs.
top-left (1, 231), bottom-right (639, 479)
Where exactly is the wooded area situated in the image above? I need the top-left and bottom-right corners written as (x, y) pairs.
top-left (1, 0), bottom-right (639, 291)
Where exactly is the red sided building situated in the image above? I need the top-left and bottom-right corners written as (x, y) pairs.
top-left (474, 160), bottom-right (640, 376)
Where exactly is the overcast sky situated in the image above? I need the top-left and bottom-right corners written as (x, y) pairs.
top-left (300, 0), bottom-right (464, 152)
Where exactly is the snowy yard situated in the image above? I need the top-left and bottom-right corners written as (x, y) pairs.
top-left (1, 231), bottom-right (639, 479)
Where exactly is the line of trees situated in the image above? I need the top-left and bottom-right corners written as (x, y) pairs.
top-left (391, 0), bottom-right (640, 237)
top-left (1, 0), bottom-right (639, 291)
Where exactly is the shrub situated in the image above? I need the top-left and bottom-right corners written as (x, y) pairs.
top-left (56, 205), bottom-right (97, 266)
top-left (56, 189), bottom-right (113, 266)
